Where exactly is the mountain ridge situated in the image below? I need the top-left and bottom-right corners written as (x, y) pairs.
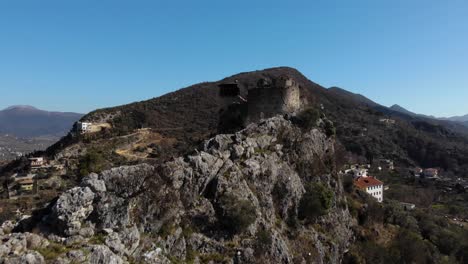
top-left (0, 105), bottom-right (83, 138)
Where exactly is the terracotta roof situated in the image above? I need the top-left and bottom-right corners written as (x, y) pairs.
top-left (354, 176), bottom-right (383, 189)
top-left (17, 178), bottom-right (34, 185)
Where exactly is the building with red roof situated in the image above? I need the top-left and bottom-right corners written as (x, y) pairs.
top-left (354, 176), bottom-right (384, 202)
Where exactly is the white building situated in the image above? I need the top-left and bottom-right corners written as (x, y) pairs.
top-left (379, 118), bottom-right (396, 125)
top-left (345, 168), bottom-right (368, 178)
top-left (354, 176), bottom-right (384, 202)
top-left (29, 157), bottom-right (44, 167)
top-left (76, 122), bottom-right (92, 133)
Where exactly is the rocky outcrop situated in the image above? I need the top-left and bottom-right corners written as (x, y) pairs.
top-left (0, 233), bottom-right (49, 263)
top-left (2, 115), bottom-right (354, 263)
top-left (48, 187), bottom-right (95, 236)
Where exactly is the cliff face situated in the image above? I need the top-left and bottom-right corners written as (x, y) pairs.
top-left (1, 116), bottom-right (354, 264)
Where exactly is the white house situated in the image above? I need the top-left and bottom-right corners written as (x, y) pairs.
top-left (29, 157), bottom-right (44, 168)
top-left (354, 176), bottom-right (384, 202)
top-left (76, 122), bottom-right (92, 133)
top-left (345, 168), bottom-right (368, 178)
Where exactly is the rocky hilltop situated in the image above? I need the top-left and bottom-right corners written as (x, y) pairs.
top-left (0, 115), bottom-right (354, 263)
top-left (2, 67), bottom-right (468, 263)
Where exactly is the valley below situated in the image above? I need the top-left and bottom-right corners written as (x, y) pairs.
top-left (0, 134), bottom-right (59, 161)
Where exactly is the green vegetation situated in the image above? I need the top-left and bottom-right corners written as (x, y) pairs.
top-left (298, 182), bottom-right (334, 222)
top-left (36, 242), bottom-right (71, 261)
top-left (88, 233), bottom-right (106, 245)
top-left (78, 149), bottom-right (105, 177)
top-left (255, 228), bottom-right (273, 253)
top-left (344, 188), bottom-right (468, 264)
top-left (295, 108), bottom-right (321, 130)
top-left (324, 119), bottom-right (336, 137)
top-left (218, 194), bottom-right (257, 235)
top-left (158, 222), bottom-right (177, 238)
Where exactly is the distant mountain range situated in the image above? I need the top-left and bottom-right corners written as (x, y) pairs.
top-left (389, 104), bottom-right (468, 127)
top-left (0, 105), bottom-right (83, 138)
top-left (439, 114), bottom-right (468, 122)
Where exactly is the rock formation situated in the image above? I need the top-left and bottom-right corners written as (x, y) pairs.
top-left (1, 115), bottom-right (354, 263)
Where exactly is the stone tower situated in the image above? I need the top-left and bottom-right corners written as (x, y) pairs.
top-left (246, 75), bottom-right (301, 123)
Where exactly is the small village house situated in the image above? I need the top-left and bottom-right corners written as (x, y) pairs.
top-left (345, 164), bottom-right (369, 178)
top-left (29, 157), bottom-right (45, 168)
top-left (379, 118), bottom-right (396, 125)
top-left (76, 122), bottom-right (92, 134)
top-left (75, 121), bottom-right (111, 134)
top-left (412, 167), bottom-right (423, 177)
top-left (423, 168), bottom-right (439, 178)
top-left (354, 176), bottom-right (384, 202)
top-left (16, 177), bottom-right (34, 192)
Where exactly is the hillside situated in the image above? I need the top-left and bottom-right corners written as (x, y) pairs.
top-left (1, 67), bottom-right (468, 263)
top-left (65, 68), bottom-right (467, 175)
top-left (0, 67), bottom-right (463, 181)
top-left (2, 116), bottom-right (357, 263)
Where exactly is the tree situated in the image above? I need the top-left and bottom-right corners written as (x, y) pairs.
top-left (78, 149), bottom-right (105, 177)
top-left (298, 182), bottom-right (334, 222)
top-left (218, 194), bottom-right (257, 235)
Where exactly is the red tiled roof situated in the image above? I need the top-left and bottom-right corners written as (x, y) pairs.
top-left (354, 176), bottom-right (383, 189)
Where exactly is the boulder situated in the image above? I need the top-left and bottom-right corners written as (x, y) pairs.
top-left (49, 187), bottom-right (95, 236)
top-left (87, 245), bottom-right (125, 264)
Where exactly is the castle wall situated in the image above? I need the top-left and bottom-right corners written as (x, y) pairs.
top-left (283, 85), bottom-right (301, 113)
top-left (247, 84), bottom-right (301, 123)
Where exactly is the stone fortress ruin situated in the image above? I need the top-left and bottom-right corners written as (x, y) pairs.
top-left (218, 75), bottom-right (303, 132)
top-left (247, 75), bottom-right (301, 122)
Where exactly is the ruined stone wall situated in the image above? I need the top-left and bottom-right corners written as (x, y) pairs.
top-left (247, 87), bottom-right (285, 122)
top-left (283, 85), bottom-right (301, 113)
top-left (247, 84), bottom-right (301, 123)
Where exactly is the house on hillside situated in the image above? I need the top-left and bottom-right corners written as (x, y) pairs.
top-left (411, 167), bottom-right (423, 177)
top-left (354, 176), bottom-right (384, 202)
top-left (29, 157), bottom-right (45, 168)
top-left (17, 178), bottom-right (34, 192)
top-left (345, 168), bottom-right (368, 178)
top-left (423, 168), bottom-right (439, 179)
top-left (76, 122), bottom-right (92, 134)
top-left (379, 118), bottom-right (396, 125)
top-left (74, 122), bottom-right (111, 134)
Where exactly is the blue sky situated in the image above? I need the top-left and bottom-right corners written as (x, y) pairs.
top-left (0, 0), bottom-right (467, 117)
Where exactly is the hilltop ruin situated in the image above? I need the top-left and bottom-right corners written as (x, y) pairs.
top-left (218, 75), bottom-right (303, 132)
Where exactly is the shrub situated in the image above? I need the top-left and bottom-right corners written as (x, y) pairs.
top-left (78, 149), bottom-right (105, 177)
top-left (296, 108), bottom-right (320, 130)
top-left (391, 230), bottom-right (435, 263)
top-left (324, 119), bottom-right (336, 137)
top-left (218, 194), bottom-right (257, 234)
top-left (255, 228), bottom-right (273, 252)
top-left (298, 182), bottom-right (334, 222)
top-left (36, 242), bottom-right (71, 260)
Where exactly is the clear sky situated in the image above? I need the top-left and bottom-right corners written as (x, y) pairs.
top-left (0, 0), bottom-right (467, 117)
